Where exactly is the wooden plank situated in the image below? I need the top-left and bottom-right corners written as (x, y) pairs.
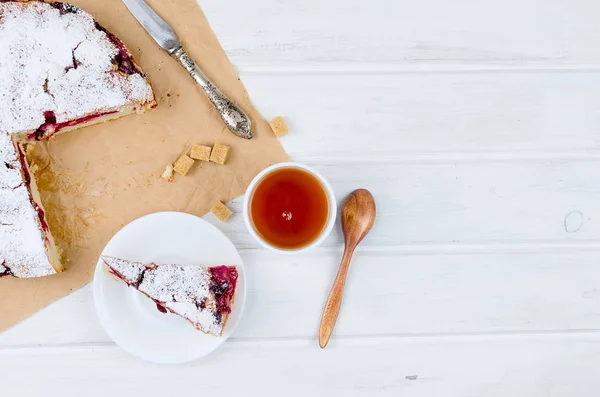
top-left (243, 72), bottom-right (600, 158)
top-left (3, 251), bottom-right (600, 346)
top-left (201, 0), bottom-right (600, 68)
top-left (208, 159), bottom-right (600, 248)
top-left (5, 154), bottom-right (600, 345)
top-left (4, 1), bottom-right (599, 395)
top-left (3, 334), bottom-right (600, 396)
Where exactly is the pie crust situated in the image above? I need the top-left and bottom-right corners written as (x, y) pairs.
top-left (102, 256), bottom-right (239, 336)
top-left (0, 0), bottom-right (157, 278)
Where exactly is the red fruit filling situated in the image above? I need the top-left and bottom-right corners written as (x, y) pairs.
top-left (52, 4), bottom-right (136, 74)
top-left (29, 110), bottom-right (118, 140)
top-left (50, 2), bottom-right (79, 15)
top-left (107, 264), bottom-right (238, 323)
top-left (94, 22), bottom-right (137, 75)
top-left (108, 269), bottom-right (124, 281)
top-left (35, 204), bottom-right (49, 232)
top-left (208, 266), bottom-right (238, 320)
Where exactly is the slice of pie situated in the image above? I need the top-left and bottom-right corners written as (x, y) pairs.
top-left (0, 0), bottom-right (157, 278)
top-left (102, 256), bottom-right (239, 336)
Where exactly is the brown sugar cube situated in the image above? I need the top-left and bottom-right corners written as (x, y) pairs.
top-left (189, 144), bottom-right (212, 161)
top-left (268, 116), bottom-right (288, 137)
top-left (209, 143), bottom-right (230, 165)
top-left (210, 200), bottom-right (232, 222)
top-left (173, 154), bottom-right (194, 176)
top-left (161, 164), bottom-right (175, 182)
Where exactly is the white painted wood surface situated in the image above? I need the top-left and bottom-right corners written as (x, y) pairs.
top-left (3, 0), bottom-right (600, 395)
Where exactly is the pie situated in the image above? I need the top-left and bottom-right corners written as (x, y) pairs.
top-left (102, 256), bottom-right (239, 336)
top-left (0, 0), bottom-right (156, 278)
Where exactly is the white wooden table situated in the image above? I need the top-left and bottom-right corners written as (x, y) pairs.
top-left (3, 0), bottom-right (600, 395)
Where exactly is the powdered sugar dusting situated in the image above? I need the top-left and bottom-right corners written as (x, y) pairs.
top-left (139, 264), bottom-right (212, 303)
top-left (101, 256), bottom-right (145, 284)
top-left (0, 134), bottom-right (23, 189)
top-left (0, 135), bottom-right (56, 278)
top-left (0, 1), bottom-right (156, 278)
top-left (139, 265), bottom-right (224, 336)
top-left (167, 301), bottom-right (223, 335)
top-left (102, 256), bottom-right (235, 336)
top-left (0, 0), bottom-right (154, 134)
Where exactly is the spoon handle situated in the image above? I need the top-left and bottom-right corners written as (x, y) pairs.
top-left (319, 248), bottom-right (354, 348)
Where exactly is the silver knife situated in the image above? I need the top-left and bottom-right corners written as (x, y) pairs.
top-left (122, 0), bottom-right (253, 139)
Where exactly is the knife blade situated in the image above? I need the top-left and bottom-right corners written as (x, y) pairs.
top-left (122, 0), bottom-right (253, 139)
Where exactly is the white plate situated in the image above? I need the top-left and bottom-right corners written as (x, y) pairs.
top-left (93, 212), bottom-right (246, 364)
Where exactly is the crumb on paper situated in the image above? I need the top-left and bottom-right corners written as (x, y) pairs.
top-left (173, 154), bottom-right (194, 176)
top-left (210, 143), bottom-right (230, 165)
top-left (269, 116), bottom-right (288, 137)
top-left (211, 200), bottom-right (232, 222)
top-left (190, 144), bottom-right (212, 161)
top-left (161, 164), bottom-right (174, 182)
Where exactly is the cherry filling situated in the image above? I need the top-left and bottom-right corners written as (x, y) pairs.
top-left (94, 22), bottom-right (137, 75)
top-left (29, 110), bottom-right (118, 140)
top-left (50, 2), bottom-right (79, 15)
top-left (107, 265), bottom-right (238, 324)
top-left (198, 297), bottom-right (207, 310)
top-left (0, 262), bottom-right (13, 278)
top-left (55, 6), bottom-right (137, 74)
top-left (35, 204), bottom-right (49, 232)
top-left (113, 46), bottom-right (136, 75)
top-left (208, 266), bottom-right (239, 321)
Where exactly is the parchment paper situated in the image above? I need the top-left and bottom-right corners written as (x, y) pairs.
top-left (0, 0), bottom-right (287, 331)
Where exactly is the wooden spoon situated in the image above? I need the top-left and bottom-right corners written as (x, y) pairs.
top-left (319, 189), bottom-right (376, 348)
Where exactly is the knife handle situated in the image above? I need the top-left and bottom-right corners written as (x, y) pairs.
top-left (171, 47), bottom-right (253, 139)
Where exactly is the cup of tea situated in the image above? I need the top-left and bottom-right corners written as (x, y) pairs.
top-left (243, 162), bottom-right (337, 253)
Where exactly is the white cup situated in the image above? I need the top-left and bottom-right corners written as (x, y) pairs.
top-left (243, 162), bottom-right (337, 254)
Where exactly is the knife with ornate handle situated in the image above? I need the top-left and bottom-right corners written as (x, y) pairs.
top-left (122, 0), bottom-right (253, 139)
